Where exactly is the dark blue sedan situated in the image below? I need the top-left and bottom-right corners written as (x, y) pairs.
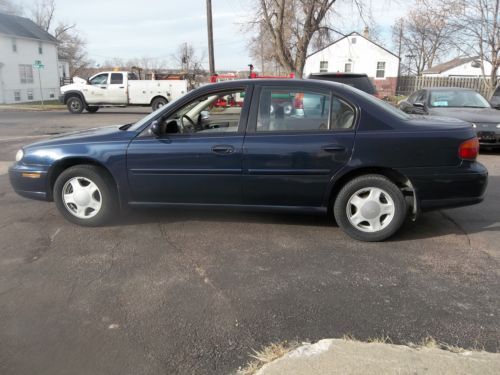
top-left (9, 79), bottom-right (488, 241)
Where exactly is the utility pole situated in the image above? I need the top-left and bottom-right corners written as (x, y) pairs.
top-left (206, 0), bottom-right (215, 75)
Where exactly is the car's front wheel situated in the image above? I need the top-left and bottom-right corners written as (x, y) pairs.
top-left (334, 174), bottom-right (407, 242)
top-left (53, 165), bottom-right (117, 226)
top-left (66, 96), bottom-right (84, 114)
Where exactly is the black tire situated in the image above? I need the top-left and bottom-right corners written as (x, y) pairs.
top-left (151, 97), bottom-right (167, 111)
top-left (86, 106), bottom-right (99, 113)
top-left (333, 174), bottom-right (407, 242)
top-left (66, 96), bottom-right (84, 114)
top-left (53, 165), bottom-right (117, 226)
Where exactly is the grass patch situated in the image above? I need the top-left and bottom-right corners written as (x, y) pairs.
top-left (0, 100), bottom-right (65, 111)
top-left (238, 340), bottom-right (299, 375)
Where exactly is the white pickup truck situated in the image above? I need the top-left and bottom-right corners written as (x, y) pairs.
top-left (59, 71), bottom-right (188, 114)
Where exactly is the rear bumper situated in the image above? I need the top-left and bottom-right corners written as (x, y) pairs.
top-left (9, 163), bottom-right (51, 201)
top-left (401, 162), bottom-right (488, 211)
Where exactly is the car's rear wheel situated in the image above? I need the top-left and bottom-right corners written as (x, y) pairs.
top-left (151, 97), bottom-right (167, 111)
top-left (333, 174), bottom-right (407, 242)
top-left (86, 106), bottom-right (99, 113)
top-left (67, 96), bottom-right (84, 114)
top-left (53, 165), bottom-right (116, 226)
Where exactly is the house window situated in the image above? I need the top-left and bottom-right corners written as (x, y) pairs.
top-left (27, 90), bottom-right (34, 100)
top-left (344, 63), bottom-right (352, 73)
top-left (351, 37), bottom-right (357, 44)
top-left (19, 65), bottom-right (34, 84)
top-left (319, 61), bottom-right (328, 73)
top-left (14, 91), bottom-right (21, 102)
top-left (38, 42), bottom-right (43, 54)
top-left (376, 62), bottom-right (386, 78)
top-left (12, 38), bottom-right (17, 52)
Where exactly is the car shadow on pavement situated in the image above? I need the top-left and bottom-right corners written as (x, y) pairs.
top-left (109, 174), bottom-right (499, 242)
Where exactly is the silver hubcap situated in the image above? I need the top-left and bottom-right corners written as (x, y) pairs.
top-left (62, 177), bottom-right (102, 219)
top-left (70, 100), bottom-right (81, 111)
top-left (346, 187), bottom-right (395, 233)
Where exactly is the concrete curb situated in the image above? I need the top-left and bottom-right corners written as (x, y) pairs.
top-left (255, 339), bottom-right (500, 375)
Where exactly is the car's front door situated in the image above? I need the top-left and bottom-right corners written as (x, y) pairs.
top-left (242, 85), bottom-right (356, 207)
top-left (126, 87), bottom-right (251, 204)
top-left (85, 73), bottom-right (109, 104)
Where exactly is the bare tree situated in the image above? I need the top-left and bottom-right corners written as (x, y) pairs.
top-left (0, 0), bottom-right (23, 15)
top-left (392, 0), bottom-right (460, 75)
top-left (171, 43), bottom-right (205, 74)
top-left (254, 0), bottom-right (341, 77)
top-left (450, 0), bottom-right (500, 91)
top-left (31, 0), bottom-right (55, 31)
top-left (28, 1), bottom-right (91, 77)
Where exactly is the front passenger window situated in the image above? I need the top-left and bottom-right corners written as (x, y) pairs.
top-left (160, 89), bottom-right (246, 135)
top-left (89, 73), bottom-right (108, 85)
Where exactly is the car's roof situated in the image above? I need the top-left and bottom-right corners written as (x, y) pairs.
top-left (205, 78), bottom-right (355, 92)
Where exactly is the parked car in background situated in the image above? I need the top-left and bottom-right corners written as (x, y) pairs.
top-left (307, 73), bottom-right (380, 97)
top-left (10, 80), bottom-right (487, 242)
top-left (489, 85), bottom-right (500, 109)
top-left (59, 71), bottom-right (188, 114)
top-left (399, 88), bottom-right (500, 148)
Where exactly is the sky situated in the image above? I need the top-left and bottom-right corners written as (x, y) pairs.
top-left (15, 0), bottom-right (406, 72)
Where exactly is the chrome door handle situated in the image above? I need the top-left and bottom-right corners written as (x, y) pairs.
top-left (321, 144), bottom-right (345, 152)
top-left (212, 145), bottom-right (234, 154)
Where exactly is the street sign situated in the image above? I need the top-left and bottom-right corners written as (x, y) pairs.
top-left (34, 60), bottom-right (44, 69)
top-left (33, 60), bottom-right (44, 106)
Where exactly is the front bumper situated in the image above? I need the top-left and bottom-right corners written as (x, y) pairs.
top-left (401, 162), bottom-right (488, 211)
top-left (9, 163), bottom-right (51, 201)
top-left (476, 130), bottom-right (500, 147)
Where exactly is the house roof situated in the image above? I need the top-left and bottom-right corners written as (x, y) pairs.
top-left (422, 56), bottom-right (479, 74)
top-left (0, 12), bottom-right (58, 43)
top-left (307, 32), bottom-right (399, 59)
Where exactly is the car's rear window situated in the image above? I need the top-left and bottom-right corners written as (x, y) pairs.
top-left (309, 75), bottom-right (376, 95)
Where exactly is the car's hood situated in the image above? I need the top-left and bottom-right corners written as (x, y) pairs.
top-left (25, 125), bottom-right (136, 149)
top-left (60, 77), bottom-right (87, 93)
top-left (428, 107), bottom-right (500, 123)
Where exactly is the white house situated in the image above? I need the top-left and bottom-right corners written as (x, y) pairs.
top-left (0, 12), bottom-right (60, 104)
top-left (422, 56), bottom-right (495, 77)
top-left (304, 31), bottom-right (400, 96)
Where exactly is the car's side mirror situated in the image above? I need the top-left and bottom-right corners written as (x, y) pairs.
top-left (413, 102), bottom-right (427, 114)
top-left (150, 120), bottom-right (161, 137)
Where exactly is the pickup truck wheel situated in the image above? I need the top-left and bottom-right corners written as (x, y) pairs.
top-left (86, 106), bottom-right (99, 113)
top-left (333, 174), bottom-right (407, 242)
top-left (152, 97), bottom-right (167, 111)
top-left (53, 165), bottom-right (117, 226)
top-left (67, 97), bottom-right (84, 114)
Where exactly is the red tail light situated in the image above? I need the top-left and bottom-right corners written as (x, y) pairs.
top-left (459, 137), bottom-right (479, 160)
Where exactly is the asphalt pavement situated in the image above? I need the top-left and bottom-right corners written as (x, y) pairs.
top-left (0, 109), bottom-right (499, 374)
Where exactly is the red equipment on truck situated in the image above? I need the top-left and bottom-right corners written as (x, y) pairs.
top-left (210, 64), bottom-right (295, 107)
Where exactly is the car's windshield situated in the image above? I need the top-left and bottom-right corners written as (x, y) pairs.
top-left (353, 88), bottom-right (411, 120)
top-left (429, 90), bottom-right (490, 108)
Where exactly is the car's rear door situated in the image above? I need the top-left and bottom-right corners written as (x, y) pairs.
top-left (242, 84), bottom-right (356, 207)
top-left (107, 73), bottom-right (128, 104)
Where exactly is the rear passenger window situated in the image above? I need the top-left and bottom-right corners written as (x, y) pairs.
top-left (110, 73), bottom-right (123, 84)
top-left (257, 88), bottom-right (354, 132)
top-left (257, 88), bottom-right (330, 132)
